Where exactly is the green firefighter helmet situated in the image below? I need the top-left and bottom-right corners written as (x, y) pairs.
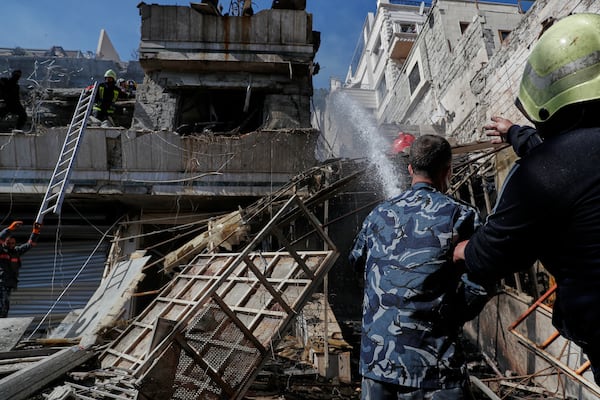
top-left (104, 69), bottom-right (117, 81)
top-left (516, 13), bottom-right (600, 123)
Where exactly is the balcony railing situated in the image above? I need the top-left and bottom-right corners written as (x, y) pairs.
top-left (389, 0), bottom-right (432, 6)
top-left (390, 22), bottom-right (418, 62)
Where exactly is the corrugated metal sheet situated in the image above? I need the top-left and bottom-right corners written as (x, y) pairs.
top-left (8, 241), bottom-right (108, 331)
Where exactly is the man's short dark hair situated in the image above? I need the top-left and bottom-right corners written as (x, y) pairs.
top-left (408, 134), bottom-right (452, 178)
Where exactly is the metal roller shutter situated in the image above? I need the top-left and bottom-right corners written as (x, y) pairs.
top-left (8, 241), bottom-right (108, 333)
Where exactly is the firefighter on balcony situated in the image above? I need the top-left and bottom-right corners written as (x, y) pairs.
top-left (92, 69), bottom-right (121, 125)
top-left (0, 221), bottom-right (41, 317)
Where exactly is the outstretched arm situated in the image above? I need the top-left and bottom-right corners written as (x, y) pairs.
top-left (16, 223), bottom-right (41, 254)
top-left (0, 220), bottom-right (23, 241)
top-left (29, 222), bottom-right (41, 244)
top-left (484, 116), bottom-right (542, 157)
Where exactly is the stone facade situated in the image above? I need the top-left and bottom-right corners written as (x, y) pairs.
top-left (391, 0), bottom-right (600, 144)
top-left (321, 1), bottom-right (600, 397)
top-left (134, 3), bottom-right (319, 133)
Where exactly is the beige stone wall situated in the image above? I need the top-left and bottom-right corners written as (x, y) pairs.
top-left (391, 0), bottom-right (600, 143)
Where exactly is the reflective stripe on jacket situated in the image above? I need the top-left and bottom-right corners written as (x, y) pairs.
top-left (93, 83), bottom-right (120, 114)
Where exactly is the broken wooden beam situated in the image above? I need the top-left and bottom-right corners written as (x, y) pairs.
top-left (0, 346), bottom-right (95, 400)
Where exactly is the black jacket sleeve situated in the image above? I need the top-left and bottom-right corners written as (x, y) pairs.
top-left (507, 125), bottom-right (543, 157)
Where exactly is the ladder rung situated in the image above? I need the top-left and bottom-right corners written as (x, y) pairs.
top-left (39, 208), bottom-right (54, 216)
top-left (62, 148), bottom-right (76, 156)
top-left (65, 138), bottom-right (79, 147)
top-left (48, 186), bottom-right (64, 196)
top-left (53, 169), bottom-right (68, 178)
top-left (45, 193), bottom-right (60, 203)
top-left (58, 159), bottom-right (72, 168)
top-left (60, 148), bottom-right (76, 156)
top-left (36, 82), bottom-right (96, 224)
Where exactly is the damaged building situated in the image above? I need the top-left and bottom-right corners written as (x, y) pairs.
top-left (133, 1), bottom-right (319, 133)
top-left (1, 0), bottom-right (600, 399)
top-left (317, 0), bottom-right (600, 399)
top-left (0, 1), bottom-right (356, 399)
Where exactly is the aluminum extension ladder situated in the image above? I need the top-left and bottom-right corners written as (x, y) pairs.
top-left (34, 82), bottom-right (98, 224)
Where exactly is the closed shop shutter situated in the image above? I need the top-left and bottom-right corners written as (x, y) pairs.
top-left (8, 241), bottom-right (108, 332)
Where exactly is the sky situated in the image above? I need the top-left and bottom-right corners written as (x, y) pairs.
top-left (0, 1), bottom-right (376, 89)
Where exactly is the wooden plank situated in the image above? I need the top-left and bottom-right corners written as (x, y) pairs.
top-left (165, 225), bottom-right (241, 273)
top-left (67, 381), bottom-right (132, 399)
top-left (100, 257), bottom-right (230, 368)
top-left (272, 227), bottom-right (314, 278)
top-left (0, 318), bottom-right (33, 352)
top-left (155, 297), bottom-right (198, 306)
top-left (222, 280), bottom-right (256, 307)
top-left (101, 197), bottom-right (340, 400)
top-left (0, 360), bottom-right (42, 376)
top-left (244, 256), bottom-right (293, 314)
top-left (105, 349), bottom-right (144, 365)
top-left (0, 346), bottom-right (94, 400)
top-left (130, 321), bottom-right (154, 330)
top-left (57, 256), bottom-right (149, 345)
top-left (0, 348), bottom-right (60, 360)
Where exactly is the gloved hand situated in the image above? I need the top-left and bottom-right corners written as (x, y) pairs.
top-left (32, 223), bottom-right (42, 235)
top-left (8, 221), bottom-right (23, 231)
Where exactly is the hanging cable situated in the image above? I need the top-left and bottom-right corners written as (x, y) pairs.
top-left (27, 217), bottom-right (123, 339)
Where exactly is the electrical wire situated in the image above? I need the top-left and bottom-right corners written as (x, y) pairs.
top-left (27, 217), bottom-right (123, 339)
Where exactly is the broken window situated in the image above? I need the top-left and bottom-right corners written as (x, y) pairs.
top-left (372, 34), bottom-right (382, 56)
top-left (459, 21), bottom-right (470, 34)
top-left (377, 76), bottom-right (387, 103)
top-left (499, 29), bottom-right (512, 43)
top-left (175, 88), bottom-right (265, 135)
top-left (408, 62), bottom-right (421, 94)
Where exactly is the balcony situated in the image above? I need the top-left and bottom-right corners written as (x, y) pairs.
top-left (390, 22), bottom-right (418, 62)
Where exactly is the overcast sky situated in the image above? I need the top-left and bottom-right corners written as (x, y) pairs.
top-left (0, 0), bottom-right (376, 89)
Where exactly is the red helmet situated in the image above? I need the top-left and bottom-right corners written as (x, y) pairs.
top-left (391, 132), bottom-right (415, 154)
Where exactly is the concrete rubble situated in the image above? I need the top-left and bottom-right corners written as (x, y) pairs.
top-left (1, 1), bottom-right (600, 399)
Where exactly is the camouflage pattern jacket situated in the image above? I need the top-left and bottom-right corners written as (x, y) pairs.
top-left (349, 182), bottom-right (489, 390)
